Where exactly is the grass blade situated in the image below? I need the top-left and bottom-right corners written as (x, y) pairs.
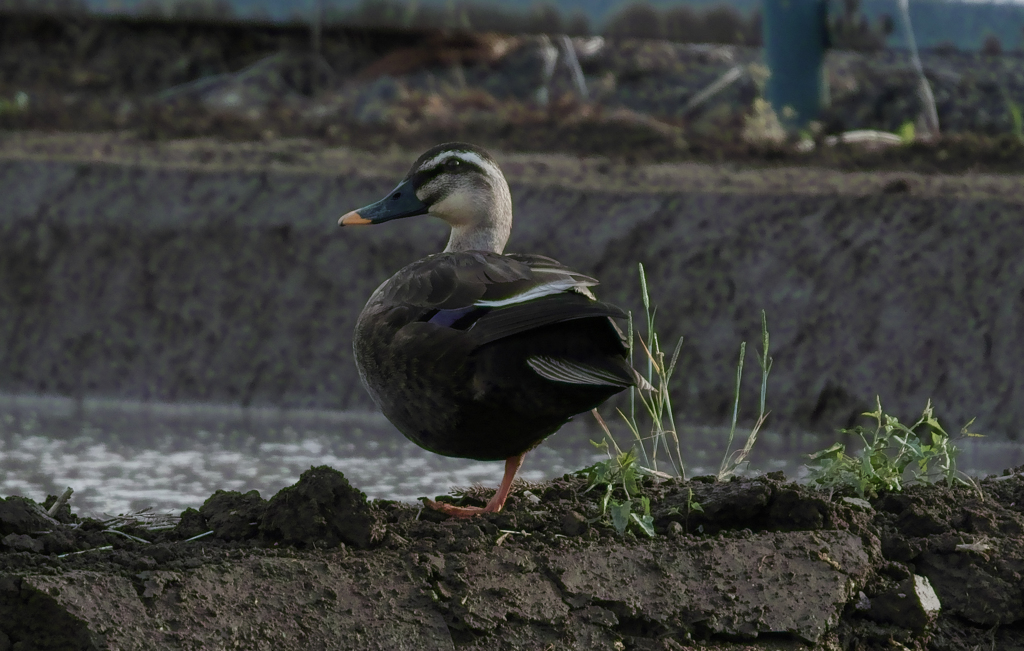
top-left (719, 341), bottom-right (746, 480)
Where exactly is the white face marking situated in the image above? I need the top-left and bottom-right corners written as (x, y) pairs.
top-left (419, 150), bottom-right (502, 179)
top-left (428, 189), bottom-right (485, 226)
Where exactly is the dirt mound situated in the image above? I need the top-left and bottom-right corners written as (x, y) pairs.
top-left (260, 465), bottom-right (384, 549)
top-left (2, 464), bottom-right (1023, 649)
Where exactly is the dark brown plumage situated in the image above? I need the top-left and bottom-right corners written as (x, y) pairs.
top-left (340, 143), bottom-right (640, 517)
top-left (353, 251), bottom-right (634, 461)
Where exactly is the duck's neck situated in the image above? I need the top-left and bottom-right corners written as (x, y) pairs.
top-left (442, 182), bottom-right (513, 254)
top-left (444, 221), bottom-right (510, 254)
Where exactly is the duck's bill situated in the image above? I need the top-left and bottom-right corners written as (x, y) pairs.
top-left (339, 179), bottom-right (428, 226)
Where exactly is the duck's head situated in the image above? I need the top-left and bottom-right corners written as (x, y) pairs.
top-left (339, 142), bottom-right (512, 254)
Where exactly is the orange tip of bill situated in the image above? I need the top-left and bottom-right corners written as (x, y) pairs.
top-left (339, 210), bottom-right (372, 226)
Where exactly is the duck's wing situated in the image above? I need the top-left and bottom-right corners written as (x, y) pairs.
top-left (466, 292), bottom-right (626, 347)
top-left (378, 251), bottom-right (597, 310)
top-left (479, 296), bottom-right (639, 389)
top-left (379, 250), bottom-right (628, 348)
top-left (378, 252), bottom-right (640, 395)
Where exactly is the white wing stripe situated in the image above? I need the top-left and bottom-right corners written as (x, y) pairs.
top-left (527, 356), bottom-right (629, 387)
top-left (475, 277), bottom-right (589, 307)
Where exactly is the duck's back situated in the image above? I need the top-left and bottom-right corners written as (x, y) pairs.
top-left (353, 251), bottom-right (636, 461)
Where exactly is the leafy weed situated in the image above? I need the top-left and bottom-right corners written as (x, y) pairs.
top-left (805, 397), bottom-right (982, 498)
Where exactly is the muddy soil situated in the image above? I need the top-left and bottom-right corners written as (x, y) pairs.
top-left (1, 12), bottom-right (1024, 173)
top-left (3, 133), bottom-right (1024, 439)
top-left (1, 464), bottom-right (1023, 650)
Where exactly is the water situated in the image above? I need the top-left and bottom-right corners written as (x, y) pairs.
top-left (1, 393), bottom-right (1022, 518)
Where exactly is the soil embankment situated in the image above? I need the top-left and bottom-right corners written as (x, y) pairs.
top-left (2, 466), bottom-right (1023, 649)
top-left (2, 133), bottom-right (1024, 437)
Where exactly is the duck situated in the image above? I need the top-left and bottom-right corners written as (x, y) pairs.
top-left (339, 142), bottom-right (642, 518)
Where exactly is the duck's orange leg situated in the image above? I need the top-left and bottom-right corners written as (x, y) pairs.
top-left (424, 453), bottom-right (526, 518)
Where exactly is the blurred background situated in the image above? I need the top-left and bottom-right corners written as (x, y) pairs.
top-left (1, 0), bottom-right (1023, 516)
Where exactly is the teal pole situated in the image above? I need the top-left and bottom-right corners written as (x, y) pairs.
top-left (762, 0), bottom-right (829, 128)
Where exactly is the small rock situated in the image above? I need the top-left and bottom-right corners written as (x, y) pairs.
top-left (841, 497), bottom-right (873, 512)
top-left (561, 511), bottom-right (588, 537)
top-left (200, 490), bottom-right (266, 541)
top-left (854, 591), bottom-right (871, 610)
top-left (866, 575), bottom-right (941, 632)
top-left (666, 521), bottom-right (684, 537)
top-left (2, 533), bottom-right (44, 553)
top-left (260, 466), bottom-right (382, 549)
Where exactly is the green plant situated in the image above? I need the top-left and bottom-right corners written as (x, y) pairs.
top-left (742, 98), bottom-right (787, 147)
top-left (579, 447), bottom-right (656, 537)
top-left (0, 91), bottom-right (28, 117)
top-left (718, 310), bottom-right (772, 481)
top-left (583, 264), bottom-right (771, 535)
top-left (1004, 94), bottom-right (1023, 143)
top-left (579, 262), bottom-right (686, 536)
top-left (621, 263), bottom-right (687, 477)
top-left (805, 397), bottom-right (981, 498)
top-left (663, 486), bottom-right (704, 532)
top-left (897, 120), bottom-right (916, 144)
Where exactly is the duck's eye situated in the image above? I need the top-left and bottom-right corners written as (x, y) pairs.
top-left (445, 158), bottom-right (461, 170)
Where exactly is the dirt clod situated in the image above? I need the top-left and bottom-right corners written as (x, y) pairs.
top-left (199, 489), bottom-right (266, 541)
top-left (172, 507), bottom-right (207, 539)
top-left (259, 465), bottom-right (382, 550)
top-left (560, 510), bottom-right (589, 537)
top-left (864, 575), bottom-right (941, 633)
top-left (0, 497), bottom-right (58, 537)
top-left (0, 535), bottom-right (42, 554)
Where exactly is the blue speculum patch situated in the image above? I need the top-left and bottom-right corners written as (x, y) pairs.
top-left (426, 306), bottom-right (489, 329)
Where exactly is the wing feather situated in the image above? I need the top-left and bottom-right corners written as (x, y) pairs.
top-left (379, 251), bottom-right (597, 311)
top-left (379, 251), bottom-right (630, 351)
top-left (467, 293), bottom-right (626, 347)
top-left (526, 356), bottom-right (634, 387)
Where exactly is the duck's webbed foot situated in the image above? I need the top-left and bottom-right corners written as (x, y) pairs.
top-left (422, 500), bottom-right (495, 518)
top-left (422, 453), bottom-right (526, 519)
